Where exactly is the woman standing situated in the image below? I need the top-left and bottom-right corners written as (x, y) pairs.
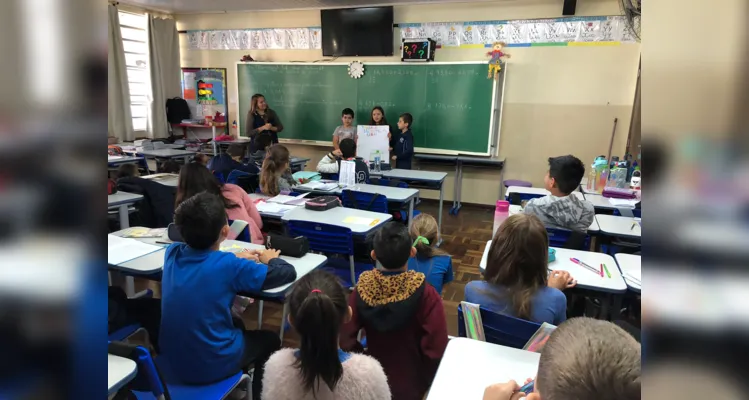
top-left (246, 93), bottom-right (284, 149)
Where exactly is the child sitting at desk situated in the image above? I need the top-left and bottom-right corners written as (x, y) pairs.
top-left (408, 214), bottom-right (453, 295)
top-left (482, 317), bottom-right (640, 400)
top-left (464, 213), bottom-right (576, 325)
top-left (176, 163), bottom-right (264, 244)
top-left (262, 270), bottom-right (391, 400)
top-left (333, 108), bottom-right (357, 151)
top-left (391, 113), bottom-right (414, 170)
top-left (116, 163), bottom-right (139, 179)
top-left (341, 222), bottom-right (448, 400)
top-left (316, 138), bottom-right (369, 183)
top-left (160, 192), bottom-right (296, 399)
top-left (523, 155), bottom-right (594, 232)
top-left (208, 143), bottom-right (259, 177)
top-left (250, 133), bottom-right (273, 169)
top-left (260, 144), bottom-right (298, 196)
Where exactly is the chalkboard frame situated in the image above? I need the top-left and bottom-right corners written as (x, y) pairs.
top-left (235, 61), bottom-right (505, 156)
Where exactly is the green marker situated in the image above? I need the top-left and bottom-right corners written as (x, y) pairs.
top-left (602, 263), bottom-right (611, 278)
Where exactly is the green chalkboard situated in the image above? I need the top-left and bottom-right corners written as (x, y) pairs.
top-left (237, 62), bottom-right (497, 154)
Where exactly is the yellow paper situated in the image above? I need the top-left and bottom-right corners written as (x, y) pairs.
top-left (343, 216), bottom-right (376, 225)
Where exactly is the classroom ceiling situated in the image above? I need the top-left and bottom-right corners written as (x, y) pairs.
top-left (119, 0), bottom-right (501, 14)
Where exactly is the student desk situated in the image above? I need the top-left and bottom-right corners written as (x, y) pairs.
top-left (108, 155), bottom-right (146, 166)
top-left (282, 206), bottom-right (391, 236)
top-left (479, 241), bottom-right (625, 292)
top-left (615, 253), bottom-right (641, 293)
top-left (108, 191), bottom-right (143, 229)
top-left (137, 148), bottom-right (196, 164)
top-left (170, 122), bottom-right (227, 155)
top-left (108, 354), bottom-right (138, 396)
top-left (414, 154), bottom-right (505, 216)
top-left (294, 183), bottom-right (418, 229)
top-left (371, 168), bottom-right (447, 242)
top-left (509, 205), bottom-right (600, 233)
top-left (290, 157), bottom-right (310, 172)
top-left (120, 143), bottom-right (186, 154)
top-left (505, 186), bottom-right (585, 202)
top-left (141, 173), bottom-right (179, 187)
top-left (109, 232), bottom-right (328, 296)
top-left (479, 241), bottom-right (625, 318)
top-left (427, 338), bottom-right (540, 400)
top-left (595, 215), bottom-right (641, 240)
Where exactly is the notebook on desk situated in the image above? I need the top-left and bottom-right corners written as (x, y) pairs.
top-left (107, 235), bottom-right (163, 265)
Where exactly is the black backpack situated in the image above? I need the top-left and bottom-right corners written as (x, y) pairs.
top-left (165, 97), bottom-right (191, 124)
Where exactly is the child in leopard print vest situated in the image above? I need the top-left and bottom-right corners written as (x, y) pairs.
top-left (341, 222), bottom-right (449, 400)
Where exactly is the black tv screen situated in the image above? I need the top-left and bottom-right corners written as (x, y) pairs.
top-left (321, 7), bottom-right (394, 57)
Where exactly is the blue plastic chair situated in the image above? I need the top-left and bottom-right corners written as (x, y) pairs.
top-left (226, 170), bottom-right (251, 185)
top-left (109, 342), bottom-right (251, 400)
top-left (227, 219), bottom-right (251, 243)
top-left (457, 304), bottom-right (541, 349)
top-left (212, 170), bottom-right (226, 184)
top-left (287, 220), bottom-right (361, 287)
top-left (341, 190), bottom-right (388, 214)
top-left (613, 208), bottom-right (642, 218)
top-left (108, 289), bottom-right (154, 343)
top-left (546, 227), bottom-right (588, 250)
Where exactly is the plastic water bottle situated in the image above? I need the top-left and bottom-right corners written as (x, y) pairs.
top-left (493, 200), bottom-right (510, 236)
top-left (374, 150), bottom-right (381, 173)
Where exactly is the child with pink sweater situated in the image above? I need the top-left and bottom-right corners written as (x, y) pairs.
top-left (176, 163), bottom-right (264, 244)
top-left (262, 270), bottom-right (391, 400)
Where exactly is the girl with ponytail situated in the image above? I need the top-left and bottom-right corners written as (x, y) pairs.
top-left (262, 270), bottom-right (391, 399)
top-left (407, 213), bottom-right (454, 295)
top-left (259, 144), bottom-right (297, 196)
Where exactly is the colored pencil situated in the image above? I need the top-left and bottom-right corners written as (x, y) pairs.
top-left (602, 263), bottom-right (611, 278)
top-left (599, 263), bottom-right (604, 277)
top-left (570, 258), bottom-right (599, 275)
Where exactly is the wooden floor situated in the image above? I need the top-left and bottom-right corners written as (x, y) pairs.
top-left (238, 200), bottom-right (495, 347)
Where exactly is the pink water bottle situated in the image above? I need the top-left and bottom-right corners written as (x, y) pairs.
top-left (493, 200), bottom-right (510, 236)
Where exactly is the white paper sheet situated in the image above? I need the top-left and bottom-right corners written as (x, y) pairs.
top-left (608, 198), bottom-right (639, 207)
top-left (339, 160), bottom-right (357, 187)
top-left (356, 125), bottom-right (390, 162)
top-left (267, 192), bottom-right (309, 205)
top-left (297, 181), bottom-right (339, 191)
top-left (107, 235), bottom-right (162, 265)
top-left (255, 201), bottom-right (297, 214)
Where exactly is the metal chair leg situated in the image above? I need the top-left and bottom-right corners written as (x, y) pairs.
top-left (257, 300), bottom-right (264, 329)
top-left (349, 255), bottom-right (356, 287)
top-left (279, 302), bottom-right (289, 340)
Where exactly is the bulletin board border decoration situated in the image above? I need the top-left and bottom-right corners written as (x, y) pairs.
top-left (184, 16), bottom-right (636, 51)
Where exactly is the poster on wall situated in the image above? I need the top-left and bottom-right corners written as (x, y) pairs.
top-left (181, 67), bottom-right (229, 135)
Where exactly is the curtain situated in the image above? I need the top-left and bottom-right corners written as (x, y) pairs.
top-left (108, 5), bottom-right (134, 141)
top-left (147, 16), bottom-right (181, 139)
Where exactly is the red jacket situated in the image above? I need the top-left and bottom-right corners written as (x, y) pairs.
top-left (340, 270), bottom-right (448, 400)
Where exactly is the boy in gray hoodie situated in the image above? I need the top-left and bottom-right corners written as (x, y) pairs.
top-left (524, 155), bottom-right (594, 232)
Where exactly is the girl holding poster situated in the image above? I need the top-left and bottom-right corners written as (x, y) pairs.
top-left (369, 106), bottom-right (394, 150)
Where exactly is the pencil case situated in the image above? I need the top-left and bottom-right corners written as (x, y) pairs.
top-left (265, 234), bottom-right (309, 258)
top-left (548, 248), bottom-right (556, 262)
top-left (602, 187), bottom-right (638, 199)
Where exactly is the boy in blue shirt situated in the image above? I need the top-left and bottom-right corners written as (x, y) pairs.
top-left (160, 192), bottom-right (296, 399)
top-left (391, 112), bottom-right (415, 169)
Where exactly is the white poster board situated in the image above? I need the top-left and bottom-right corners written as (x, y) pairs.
top-left (356, 125), bottom-right (390, 161)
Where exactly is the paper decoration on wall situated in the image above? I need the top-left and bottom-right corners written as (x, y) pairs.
top-left (287, 28), bottom-right (310, 49)
top-left (310, 28), bottom-right (322, 50)
top-left (250, 30), bottom-right (264, 50)
top-left (184, 16), bottom-right (636, 51)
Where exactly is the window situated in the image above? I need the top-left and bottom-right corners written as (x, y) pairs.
top-left (119, 11), bottom-right (149, 132)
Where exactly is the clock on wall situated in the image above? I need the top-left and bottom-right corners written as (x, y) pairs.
top-left (348, 61), bottom-right (365, 79)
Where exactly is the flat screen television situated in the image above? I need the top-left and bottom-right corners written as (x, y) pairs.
top-left (321, 7), bottom-right (394, 57)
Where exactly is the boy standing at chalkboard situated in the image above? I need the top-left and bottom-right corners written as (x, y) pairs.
top-left (392, 113), bottom-right (415, 169)
top-left (332, 108), bottom-right (357, 151)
